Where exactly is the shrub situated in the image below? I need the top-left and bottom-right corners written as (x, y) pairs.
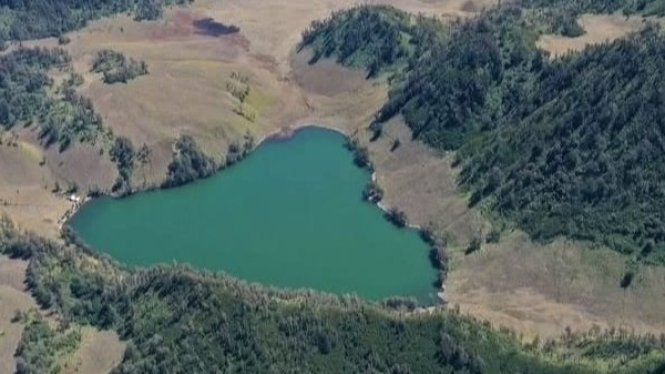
top-left (362, 180), bottom-right (384, 203)
top-left (385, 208), bottom-right (407, 228)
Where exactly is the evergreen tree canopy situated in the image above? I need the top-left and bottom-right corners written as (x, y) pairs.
top-left (301, 5), bottom-right (665, 263)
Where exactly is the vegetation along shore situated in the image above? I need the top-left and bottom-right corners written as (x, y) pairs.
top-left (2, 0), bottom-right (665, 372)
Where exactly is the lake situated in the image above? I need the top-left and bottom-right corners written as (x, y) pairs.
top-left (70, 127), bottom-right (436, 301)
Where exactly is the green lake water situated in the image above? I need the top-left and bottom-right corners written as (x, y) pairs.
top-left (70, 127), bottom-right (436, 301)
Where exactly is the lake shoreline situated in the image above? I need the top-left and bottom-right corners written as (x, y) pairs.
top-left (63, 123), bottom-right (425, 239)
top-left (63, 124), bottom-right (446, 305)
top-left (262, 124), bottom-right (425, 231)
top-left (260, 125), bottom-right (445, 304)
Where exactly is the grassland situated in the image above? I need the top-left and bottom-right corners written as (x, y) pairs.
top-left (536, 13), bottom-right (650, 56)
top-left (59, 327), bottom-right (125, 374)
top-left (0, 136), bottom-right (80, 239)
top-left (0, 257), bottom-right (35, 374)
top-left (1, 2), bottom-right (664, 371)
top-left (0, 255), bottom-right (124, 374)
top-left (292, 51), bottom-right (665, 339)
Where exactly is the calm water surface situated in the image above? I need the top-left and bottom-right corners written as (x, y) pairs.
top-left (70, 128), bottom-right (436, 301)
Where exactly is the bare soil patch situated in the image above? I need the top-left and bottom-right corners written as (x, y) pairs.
top-left (537, 14), bottom-right (648, 57)
top-left (193, 17), bottom-right (240, 37)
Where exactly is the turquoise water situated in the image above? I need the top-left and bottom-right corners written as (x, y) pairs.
top-left (70, 127), bottom-right (436, 301)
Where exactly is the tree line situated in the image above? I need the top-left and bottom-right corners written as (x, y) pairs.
top-left (92, 49), bottom-right (149, 84)
top-left (0, 0), bottom-right (193, 45)
top-left (299, 4), bottom-right (665, 265)
top-left (1, 216), bottom-right (664, 374)
top-left (13, 311), bottom-right (82, 374)
top-left (299, 5), bottom-right (413, 77)
top-left (162, 132), bottom-right (253, 188)
top-left (518, 0), bottom-right (665, 17)
top-left (0, 47), bottom-right (105, 151)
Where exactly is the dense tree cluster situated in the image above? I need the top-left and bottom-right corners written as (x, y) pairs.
top-left (428, 245), bottom-right (449, 287)
top-left (0, 48), bottom-right (69, 127)
top-left (163, 132), bottom-right (255, 188)
top-left (110, 136), bottom-right (136, 193)
top-left (460, 26), bottom-right (665, 264)
top-left (162, 135), bottom-right (216, 188)
top-left (92, 50), bottom-right (149, 84)
top-left (0, 47), bottom-right (104, 151)
top-left (0, 0), bottom-right (193, 43)
top-left (377, 7), bottom-right (542, 150)
top-left (14, 313), bottom-right (81, 374)
top-left (345, 137), bottom-right (372, 170)
top-left (2, 218), bottom-right (664, 374)
top-left (299, 5), bottom-right (413, 77)
top-left (301, 4), bottom-right (665, 264)
top-left (518, 0), bottom-right (665, 16)
top-left (225, 132), bottom-right (254, 166)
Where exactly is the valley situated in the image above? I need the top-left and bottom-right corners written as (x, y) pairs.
top-left (1, 0), bottom-right (665, 372)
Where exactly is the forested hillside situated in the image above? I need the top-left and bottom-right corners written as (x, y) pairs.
top-left (518, 0), bottom-right (665, 16)
top-left (300, 6), bottom-right (414, 77)
top-left (376, 8), bottom-right (541, 150)
top-left (461, 27), bottom-right (665, 264)
top-left (300, 5), bottom-right (665, 264)
top-left (0, 47), bottom-right (105, 150)
top-left (2, 219), bottom-right (665, 374)
top-left (0, 0), bottom-right (191, 43)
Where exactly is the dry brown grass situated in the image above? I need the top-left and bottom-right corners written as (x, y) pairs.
top-left (446, 232), bottom-right (665, 339)
top-left (0, 132), bottom-right (78, 239)
top-left (0, 257), bottom-right (37, 374)
top-left (0, 0), bottom-right (663, 351)
top-left (364, 118), bottom-right (489, 245)
top-left (288, 50), bottom-right (389, 135)
top-left (292, 50), bottom-right (368, 97)
top-left (0, 0), bottom-right (495, 233)
top-left (64, 14), bottom-right (289, 174)
top-left (537, 14), bottom-right (648, 57)
top-left (290, 54), bottom-right (665, 338)
top-left (0, 256), bottom-right (124, 374)
top-left (60, 327), bottom-right (125, 374)
top-left (0, 1), bottom-right (497, 368)
top-left (352, 116), bottom-right (665, 339)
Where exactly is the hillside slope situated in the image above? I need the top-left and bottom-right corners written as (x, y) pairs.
top-left (461, 27), bottom-right (665, 264)
top-left (2, 220), bottom-right (665, 374)
top-left (300, 4), bottom-right (665, 265)
top-left (518, 0), bottom-right (665, 17)
top-left (0, 0), bottom-right (191, 42)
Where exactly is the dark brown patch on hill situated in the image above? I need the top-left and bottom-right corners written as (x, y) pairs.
top-left (193, 18), bottom-right (240, 37)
